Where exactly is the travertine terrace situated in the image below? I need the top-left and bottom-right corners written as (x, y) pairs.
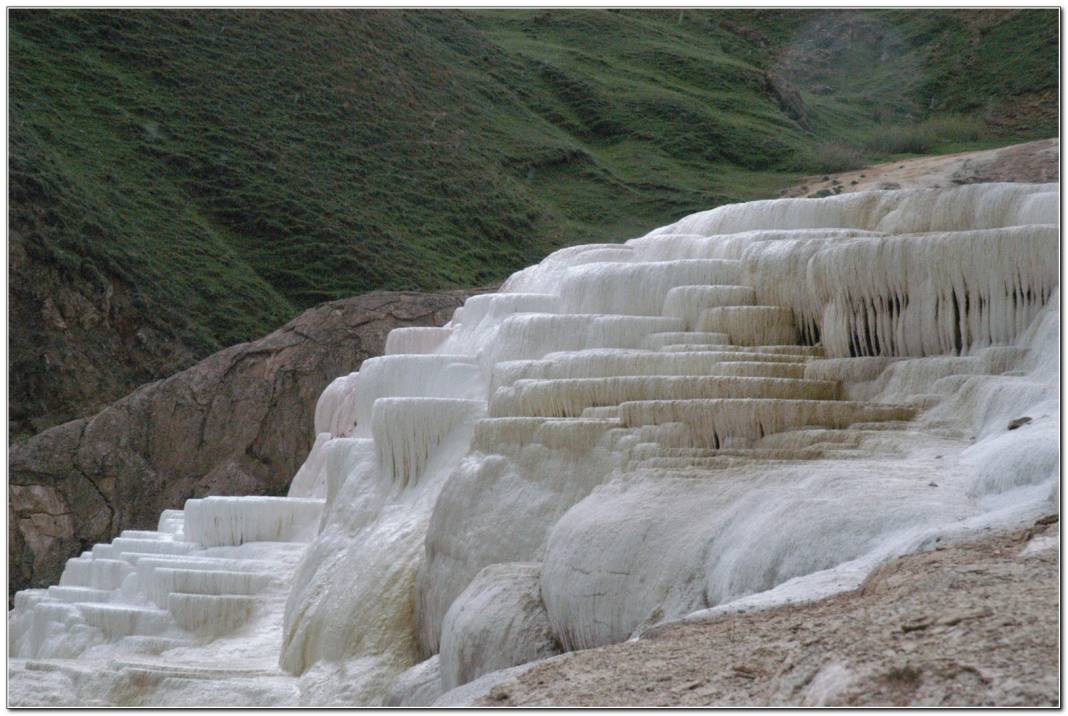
top-left (9, 182), bottom-right (1059, 707)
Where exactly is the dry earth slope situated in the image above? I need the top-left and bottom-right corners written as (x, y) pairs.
top-left (780, 137), bottom-right (1058, 198)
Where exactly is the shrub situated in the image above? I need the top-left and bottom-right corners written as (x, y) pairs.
top-left (864, 125), bottom-right (934, 154)
top-left (863, 114), bottom-right (986, 155)
top-left (921, 113), bottom-right (985, 143)
top-left (806, 141), bottom-right (867, 173)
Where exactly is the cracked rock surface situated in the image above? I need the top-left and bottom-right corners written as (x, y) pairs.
top-left (477, 521), bottom-right (1059, 707)
top-left (9, 289), bottom-right (477, 599)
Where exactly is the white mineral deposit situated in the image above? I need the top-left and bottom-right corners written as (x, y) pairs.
top-left (8, 183), bottom-right (1059, 706)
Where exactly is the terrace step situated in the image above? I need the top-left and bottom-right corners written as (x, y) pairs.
top-left (76, 603), bottom-right (173, 640)
top-left (167, 593), bottom-right (260, 637)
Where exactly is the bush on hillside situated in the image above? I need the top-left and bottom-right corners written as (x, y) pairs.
top-left (807, 141), bottom-right (867, 173)
top-left (864, 114), bottom-right (986, 154)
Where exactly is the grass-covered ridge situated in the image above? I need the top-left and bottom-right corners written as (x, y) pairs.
top-left (10, 8), bottom-right (1057, 360)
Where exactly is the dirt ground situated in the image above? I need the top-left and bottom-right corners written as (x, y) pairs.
top-left (478, 518), bottom-right (1060, 707)
top-left (780, 138), bottom-right (1058, 198)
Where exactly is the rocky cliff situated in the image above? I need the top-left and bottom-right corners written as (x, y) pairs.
top-left (9, 290), bottom-right (476, 598)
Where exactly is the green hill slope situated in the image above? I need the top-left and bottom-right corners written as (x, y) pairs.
top-left (8, 9), bottom-right (1058, 435)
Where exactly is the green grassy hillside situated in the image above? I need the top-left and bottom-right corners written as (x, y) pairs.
top-left (8, 9), bottom-right (1058, 434)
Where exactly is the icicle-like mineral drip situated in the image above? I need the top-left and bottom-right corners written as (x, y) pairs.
top-left (314, 371), bottom-right (361, 437)
top-left (371, 398), bottom-right (487, 491)
top-left (558, 259), bottom-right (743, 316)
top-left (288, 433), bottom-right (332, 498)
top-left (352, 355), bottom-right (482, 435)
top-left (184, 496), bottom-right (325, 547)
top-left (806, 225), bottom-right (1058, 357)
top-left (442, 293), bottom-right (561, 358)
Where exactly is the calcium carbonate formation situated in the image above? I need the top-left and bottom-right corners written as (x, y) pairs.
top-left (8, 183), bottom-right (1060, 706)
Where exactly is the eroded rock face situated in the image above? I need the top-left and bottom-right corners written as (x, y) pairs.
top-left (764, 72), bottom-right (810, 130)
top-left (8, 290), bottom-right (476, 598)
top-left (8, 238), bottom-right (203, 438)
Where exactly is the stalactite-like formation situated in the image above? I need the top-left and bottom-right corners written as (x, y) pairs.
top-left (372, 398), bottom-right (487, 490)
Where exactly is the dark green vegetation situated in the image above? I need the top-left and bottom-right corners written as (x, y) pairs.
top-left (9, 9), bottom-right (1058, 434)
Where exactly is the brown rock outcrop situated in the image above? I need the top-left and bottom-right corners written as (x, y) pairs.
top-left (764, 72), bottom-right (811, 130)
top-left (9, 289), bottom-right (478, 598)
top-left (8, 237), bottom-right (203, 438)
